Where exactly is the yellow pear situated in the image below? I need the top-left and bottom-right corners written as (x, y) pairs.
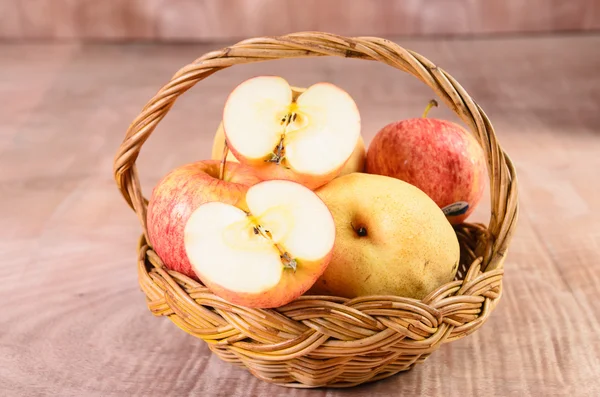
top-left (210, 86), bottom-right (366, 177)
top-left (310, 173), bottom-right (460, 300)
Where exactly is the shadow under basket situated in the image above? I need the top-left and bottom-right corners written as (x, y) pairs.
top-left (113, 32), bottom-right (519, 388)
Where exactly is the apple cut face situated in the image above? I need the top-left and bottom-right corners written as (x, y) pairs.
top-left (223, 76), bottom-right (361, 189)
top-left (184, 180), bottom-right (335, 308)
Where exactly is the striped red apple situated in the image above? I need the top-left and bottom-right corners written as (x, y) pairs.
top-left (366, 100), bottom-right (487, 224)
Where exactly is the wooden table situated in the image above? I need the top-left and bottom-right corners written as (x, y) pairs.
top-left (1, 34), bottom-right (599, 396)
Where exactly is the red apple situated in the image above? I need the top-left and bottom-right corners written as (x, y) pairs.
top-left (365, 101), bottom-right (487, 224)
top-left (146, 160), bottom-right (261, 279)
top-left (184, 179), bottom-right (335, 308)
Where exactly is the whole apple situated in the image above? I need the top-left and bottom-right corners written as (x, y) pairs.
top-left (146, 160), bottom-right (261, 279)
top-left (366, 101), bottom-right (487, 224)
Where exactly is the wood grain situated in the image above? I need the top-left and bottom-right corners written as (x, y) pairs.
top-left (1, 34), bottom-right (600, 396)
top-left (1, 0), bottom-right (599, 41)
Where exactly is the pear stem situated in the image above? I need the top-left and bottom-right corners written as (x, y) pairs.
top-left (219, 140), bottom-right (229, 181)
top-left (422, 99), bottom-right (439, 118)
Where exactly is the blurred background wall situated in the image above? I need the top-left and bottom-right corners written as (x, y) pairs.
top-left (1, 0), bottom-right (598, 42)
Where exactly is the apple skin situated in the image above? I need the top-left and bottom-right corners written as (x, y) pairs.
top-left (211, 122), bottom-right (366, 178)
top-left (146, 160), bottom-right (261, 279)
top-left (366, 118), bottom-right (486, 224)
top-left (198, 255), bottom-right (332, 308)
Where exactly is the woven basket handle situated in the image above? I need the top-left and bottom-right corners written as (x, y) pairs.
top-left (113, 32), bottom-right (518, 272)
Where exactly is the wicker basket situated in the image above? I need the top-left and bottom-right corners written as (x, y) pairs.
top-left (113, 32), bottom-right (518, 388)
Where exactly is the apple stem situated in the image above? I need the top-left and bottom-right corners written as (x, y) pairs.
top-left (219, 140), bottom-right (229, 180)
top-left (280, 251), bottom-right (297, 272)
top-left (422, 99), bottom-right (439, 118)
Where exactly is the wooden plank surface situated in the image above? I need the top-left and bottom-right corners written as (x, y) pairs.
top-left (1, 0), bottom-right (599, 41)
top-left (1, 34), bottom-right (599, 396)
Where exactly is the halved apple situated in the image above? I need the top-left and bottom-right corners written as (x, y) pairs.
top-left (184, 179), bottom-right (335, 308)
top-left (222, 76), bottom-right (361, 189)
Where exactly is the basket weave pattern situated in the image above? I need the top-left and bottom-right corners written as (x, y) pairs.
top-left (114, 32), bottom-right (518, 388)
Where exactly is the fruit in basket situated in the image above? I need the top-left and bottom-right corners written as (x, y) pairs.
top-left (221, 76), bottom-right (361, 189)
top-left (184, 179), bottom-right (335, 308)
top-left (146, 160), bottom-right (261, 279)
top-left (309, 173), bottom-right (460, 300)
top-left (365, 100), bottom-right (487, 224)
top-left (211, 121), bottom-right (367, 177)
